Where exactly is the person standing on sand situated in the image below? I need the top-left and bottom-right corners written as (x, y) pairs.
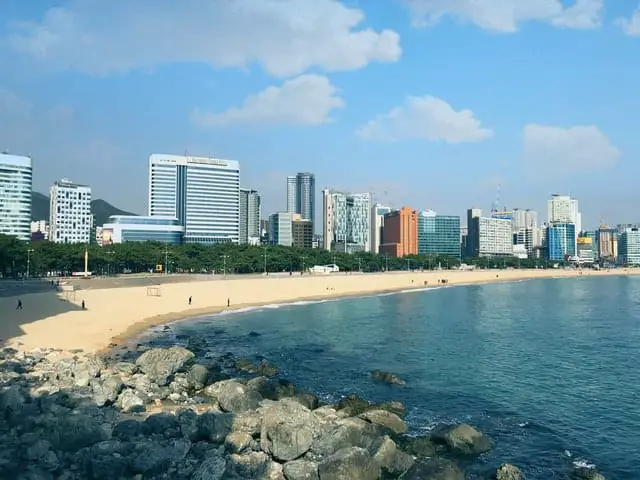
top-left (16, 299), bottom-right (22, 310)
top-left (189, 296), bottom-right (192, 305)
top-left (227, 298), bottom-right (230, 308)
top-left (81, 300), bottom-right (85, 310)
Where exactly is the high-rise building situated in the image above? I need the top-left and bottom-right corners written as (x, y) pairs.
top-left (49, 179), bottom-right (92, 244)
top-left (417, 210), bottom-right (461, 258)
top-left (148, 154), bottom-right (240, 244)
top-left (548, 194), bottom-right (581, 234)
top-left (380, 207), bottom-right (418, 258)
top-left (597, 226), bottom-right (618, 262)
top-left (618, 228), bottom-right (640, 265)
top-left (0, 153), bottom-right (32, 241)
top-left (322, 190), bottom-right (371, 253)
top-left (467, 209), bottom-right (513, 257)
top-left (286, 173), bottom-right (315, 228)
top-left (513, 228), bottom-right (535, 258)
top-left (370, 203), bottom-right (391, 253)
top-left (292, 213), bottom-right (313, 249)
top-left (239, 188), bottom-right (261, 245)
top-left (546, 223), bottom-right (576, 261)
top-left (268, 212), bottom-right (293, 246)
top-left (576, 236), bottom-right (596, 264)
top-left (286, 176), bottom-right (297, 213)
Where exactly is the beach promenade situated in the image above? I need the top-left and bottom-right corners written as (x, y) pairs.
top-left (0, 268), bottom-right (634, 353)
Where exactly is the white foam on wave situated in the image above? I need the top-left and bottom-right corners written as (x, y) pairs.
top-left (573, 459), bottom-right (597, 470)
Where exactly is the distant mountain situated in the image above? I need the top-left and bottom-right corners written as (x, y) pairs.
top-left (30, 192), bottom-right (137, 226)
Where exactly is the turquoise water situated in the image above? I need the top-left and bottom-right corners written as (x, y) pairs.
top-left (146, 276), bottom-right (640, 479)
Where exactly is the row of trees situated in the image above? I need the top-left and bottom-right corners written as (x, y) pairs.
top-left (0, 234), bottom-right (557, 278)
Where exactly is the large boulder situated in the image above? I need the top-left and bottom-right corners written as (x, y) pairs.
top-left (283, 459), bottom-right (319, 480)
top-left (45, 412), bottom-right (108, 452)
top-left (204, 380), bottom-right (263, 413)
top-left (572, 466), bottom-right (606, 480)
top-left (91, 375), bottom-right (123, 406)
top-left (336, 394), bottom-right (370, 417)
top-left (496, 463), bottom-right (524, 480)
top-left (197, 411), bottom-right (234, 443)
top-left (318, 446), bottom-right (381, 480)
top-left (115, 389), bottom-right (145, 413)
top-left (397, 435), bottom-right (438, 457)
top-left (360, 409), bottom-right (407, 435)
top-left (399, 458), bottom-right (465, 480)
top-left (192, 453), bottom-right (227, 480)
top-left (260, 399), bottom-right (317, 461)
top-left (370, 369), bottom-right (406, 386)
top-left (369, 435), bottom-right (414, 476)
top-left (134, 347), bottom-right (194, 386)
top-left (310, 417), bottom-right (386, 459)
top-left (73, 356), bottom-right (106, 387)
top-left (430, 423), bottom-right (492, 455)
top-left (223, 451), bottom-right (272, 479)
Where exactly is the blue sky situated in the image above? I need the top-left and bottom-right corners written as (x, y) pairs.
top-left (0, 0), bottom-right (638, 228)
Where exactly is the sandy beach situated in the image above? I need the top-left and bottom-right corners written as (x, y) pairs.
top-left (0, 268), bottom-right (636, 353)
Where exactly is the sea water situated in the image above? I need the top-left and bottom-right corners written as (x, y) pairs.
top-left (142, 276), bottom-right (640, 479)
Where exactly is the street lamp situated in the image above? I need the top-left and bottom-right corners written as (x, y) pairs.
top-left (263, 247), bottom-right (267, 274)
top-left (26, 248), bottom-right (34, 278)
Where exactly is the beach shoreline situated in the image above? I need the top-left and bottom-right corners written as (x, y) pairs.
top-left (1, 267), bottom-right (637, 354)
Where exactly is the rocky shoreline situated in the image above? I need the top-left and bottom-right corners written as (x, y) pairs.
top-left (0, 345), bottom-right (606, 480)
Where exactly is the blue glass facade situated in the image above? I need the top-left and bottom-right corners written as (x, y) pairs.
top-left (418, 212), bottom-right (461, 258)
top-left (547, 223), bottom-right (576, 261)
top-left (103, 215), bottom-right (184, 245)
top-left (121, 230), bottom-right (183, 243)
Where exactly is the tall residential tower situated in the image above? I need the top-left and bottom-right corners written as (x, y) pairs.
top-left (148, 154), bottom-right (240, 244)
top-left (49, 179), bottom-right (92, 244)
top-left (239, 188), bottom-right (261, 245)
top-left (286, 173), bottom-right (315, 230)
top-left (0, 153), bottom-right (32, 241)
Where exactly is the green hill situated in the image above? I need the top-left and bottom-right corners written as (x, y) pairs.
top-left (31, 192), bottom-right (137, 226)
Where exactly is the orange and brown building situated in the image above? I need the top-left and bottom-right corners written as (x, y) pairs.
top-left (379, 207), bottom-right (418, 258)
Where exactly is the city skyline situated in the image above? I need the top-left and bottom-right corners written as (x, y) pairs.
top-left (0, 1), bottom-right (638, 228)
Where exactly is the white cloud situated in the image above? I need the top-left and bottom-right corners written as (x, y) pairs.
top-left (3, 0), bottom-right (401, 77)
top-left (191, 75), bottom-right (344, 127)
top-left (405, 0), bottom-right (602, 32)
top-left (522, 124), bottom-right (620, 175)
top-left (616, 5), bottom-right (640, 36)
top-left (356, 95), bottom-right (493, 143)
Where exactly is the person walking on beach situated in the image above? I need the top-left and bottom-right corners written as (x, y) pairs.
top-left (227, 298), bottom-right (230, 308)
top-left (81, 300), bottom-right (85, 310)
top-left (16, 299), bottom-right (22, 310)
top-left (188, 296), bottom-right (192, 305)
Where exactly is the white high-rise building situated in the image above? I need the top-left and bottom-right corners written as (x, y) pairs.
top-left (286, 176), bottom-right (297, 213)
top-left (268, 212), bottom-right (293, 246)
top-left (239, 188), bottom-right (261, 245)
top-left (0, 153), bottom-right (32, 241)
top-left (49, 179), bottom-right (92, 244)
top-left (323, 190), bottom-right (371, 253)
top-left (548, 194), bottom-right (581, 233)
top-left (370, 203), bottom-right (391, 253)
top-left (512, 208), bottom-right (538, 231)
top-left (148, 154), bottom-right (240, 244)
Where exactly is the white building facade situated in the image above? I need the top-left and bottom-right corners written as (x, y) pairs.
top-left (548, 194), bottom-right (581, 234)
top-left (148, 154), bottom-right (240, 244)
top-left (478, 217), bottom-right (513, 256)
top-left (49, 179), bottom-right (92, 244)
top-left (239, 188), bottom-right (261, 245)
top-left (370, 203), bottom-right (391, 254)
top-left (0, 153), bottom-right (32, 241)
top-left (268, 212), bottom-right (293, 246)
top-left (618, 228), bottom-right (640, 265)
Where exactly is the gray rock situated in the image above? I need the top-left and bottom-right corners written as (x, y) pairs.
top-left (205, 380), bottom-right (263, 413)
top-left (197, 411), bottom-right (234, 443)
top-left (91, 375), bottom-right (123, 406)
top-left (191, 453), bottom-right (226, 480)
top-left (187, 364), bottom-right (209, 390)
top-left (225, 431), bottom-right (253, 453)
top-left (310, 417), bottom-right (384, 458)
top-left (260, 399), bottom-right (316, 461)
top-left (0, 385), bottom-right (25, 418)
top-left (135, 347), bottom-right (195, 386)
top-left (177, 408), bottom-right (200, 441)
top-left (115, 389), bottom-right (145, 413)
top-left (399, 458), bottom-right (465, 480)
top-left (369, 436), bottom-right (414, 476)
top-left (572, 467), bottom-right (606, 480)
top-left (318, 446), bottom-right (381, 480)
top-left (336, 394), bottom-right (370, 416)
top-left (112, 419), bottom-right (144, 440)
top-left (360, 409), bottom-right (408, 434)
top-left (369, 400), bottom-right (407, 418)
top-left (143, 412), bottom-right (181, 437)
top-left (430, 423), bottom-right (492, 455)
top-left (283, 459), bottom-right (319, 480)
top-left (497, 463), bottom-right (524, 480)
top-left (131, 442), bottom-right (171, 475)
top-left (397, 435), bottom-right (438, 457)
top-left (114, 361), bottom-right (138, 376)
top-left (73, 356), bottom-right (105, 387)
top-left (46, 412), bottom-right (107, 452)
top-left (370, 369), bottom-right (406, 386)
top-left (223, 451), bottom-right (271, 479)
top-left (82, 440), bottom-right (130, 479)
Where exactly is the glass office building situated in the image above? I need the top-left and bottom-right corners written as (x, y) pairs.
top-left (148, 154), bottom-right (239, 244)
top-left (418, 211), bottom-right (461, 258)
top-left (618, 228), bottom-right (640, 265)
top-left (101, 215), bottom-right (184, 244)
top-left (546, 223), bottom-right (576, 261)
top-left (323, 191), bottom-right (371, 253)
top-left (0, 153), bottom-right (32, 241)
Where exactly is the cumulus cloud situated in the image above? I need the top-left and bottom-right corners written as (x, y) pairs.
top-left (191, 75), bottom-right (344, 127)
top-left (616, 5), bottom-right (640, 36)
top-left (405, 0), bottom-right (602, 32)
top-left (522, 124), bottom-right (620, 175)
top-left (3, 0), bottom-right (401, 77)
top-left (356, 95), bottom-right (493, 143)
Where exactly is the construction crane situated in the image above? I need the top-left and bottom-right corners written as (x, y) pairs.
top-left (490, 183), bottom-right (512, 220)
